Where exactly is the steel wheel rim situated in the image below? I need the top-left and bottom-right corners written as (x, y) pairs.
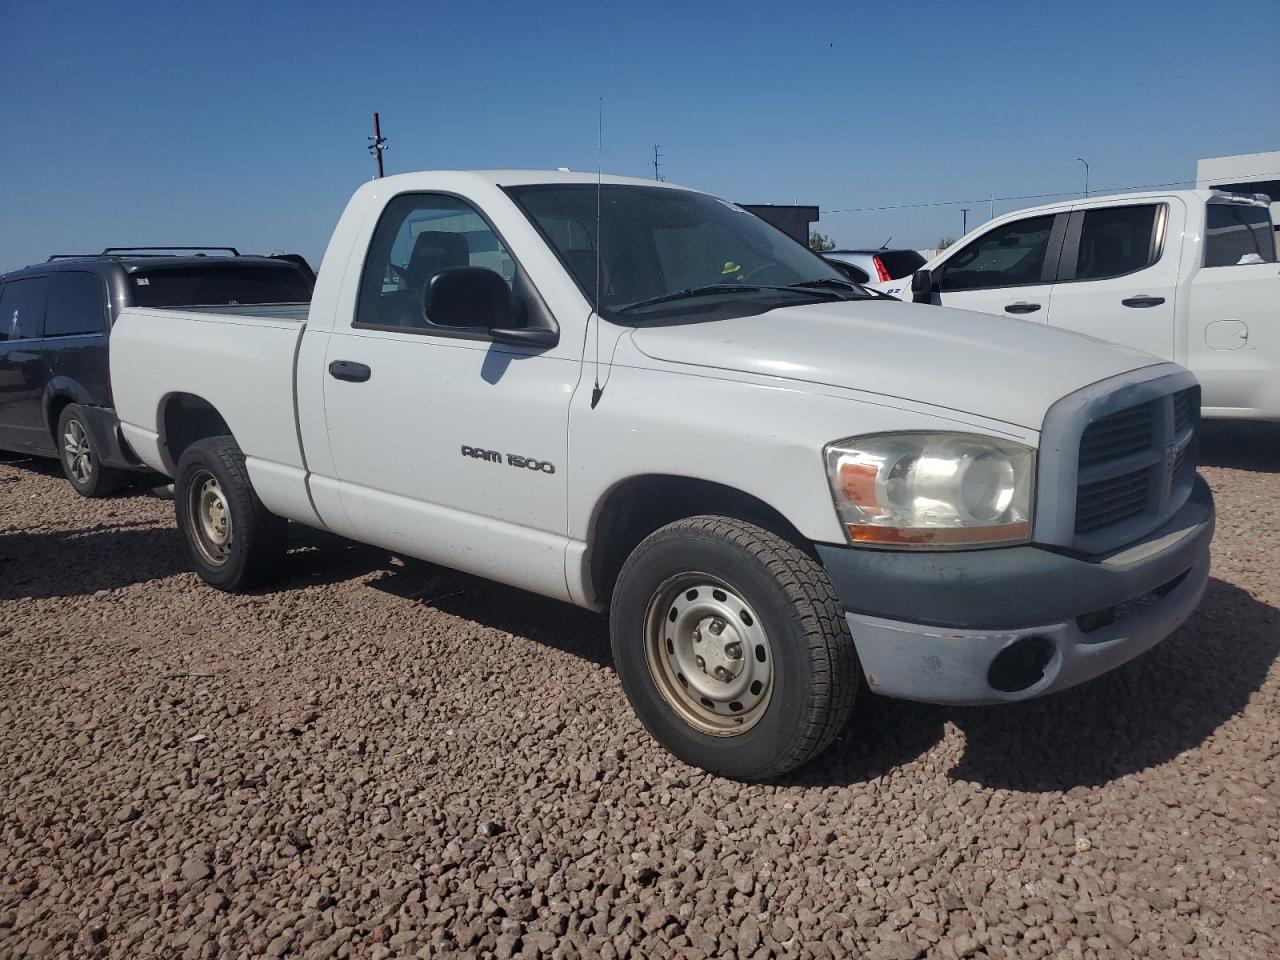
top-left (62, 418), bottom-right (92, 485)
top-left (643, 573), bottom-right (774, 736)
top-left (187, 469), bottom-right (233, 565)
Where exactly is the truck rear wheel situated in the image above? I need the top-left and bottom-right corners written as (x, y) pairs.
top-left (57, 404), bottom-right (126, 498)
top-left (610, 516), bottom-right (859, 780)
top-left (174, 436), bottom-right (287, 591)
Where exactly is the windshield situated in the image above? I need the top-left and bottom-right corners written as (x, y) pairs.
top-left (505, 184), bottom-right (866, 320)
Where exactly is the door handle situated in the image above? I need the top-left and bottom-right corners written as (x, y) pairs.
top-left (328, 360), bottom-right (371, 382)
top-left (1121, 296), bottom-right (1165, 308)
top-left (1004, 302), bottom-right (1041, 314)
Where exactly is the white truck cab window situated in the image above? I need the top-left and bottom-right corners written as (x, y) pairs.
top-left (1072, 205), bottom-right (1162, 281)
top-left (1204, 203), bottom-right (1277, 267)
top-left (939, 216), bottom-right (1055, 291)
top-left (356, 193), bottom-right (515, 330)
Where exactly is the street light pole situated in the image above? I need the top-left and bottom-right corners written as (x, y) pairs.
top-left (1074, 156), bottom-right (1090, 197)
top-left (961, 208), bottom-right (970, 235)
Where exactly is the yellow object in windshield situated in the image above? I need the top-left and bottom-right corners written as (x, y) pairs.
top-left (721, 260), bottom-right (742, 276)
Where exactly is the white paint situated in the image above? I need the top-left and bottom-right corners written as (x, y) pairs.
top-left (873, 189), bottom-right (1280, 420)
top-left (111, 170), bottom-right (1176, 610)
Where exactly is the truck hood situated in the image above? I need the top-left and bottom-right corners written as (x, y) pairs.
top-left (628, 299), bottom-right (1156, 430)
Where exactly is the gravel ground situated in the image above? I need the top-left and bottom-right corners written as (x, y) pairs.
top-left (1, 423), bottom-right (1278, 959)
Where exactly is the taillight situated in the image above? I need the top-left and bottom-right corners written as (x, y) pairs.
top-left (872, 256), bottom-right (892, 283)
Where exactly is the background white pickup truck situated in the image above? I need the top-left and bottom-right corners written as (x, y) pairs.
top-left (110, 171), bottom-right (1214, 779)
top-left (874, 190), bottom-right (1278, 420)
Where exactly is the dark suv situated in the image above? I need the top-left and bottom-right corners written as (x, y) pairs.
top-left (0, 248), bottom-right (314, 496)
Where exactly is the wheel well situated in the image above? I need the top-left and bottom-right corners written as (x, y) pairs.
top-left (587, 475), bottom-right (813, 607)
top-left (46, 394), bottom-right (74, 441)
top-left (161, 393), bottom-right (232, 471)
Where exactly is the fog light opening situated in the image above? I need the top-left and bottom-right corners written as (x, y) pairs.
top-left (988, 635), bottom-right (1056, 693)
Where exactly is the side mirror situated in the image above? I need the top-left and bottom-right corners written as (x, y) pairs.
top-left (910, 268), bottom-right (935, 304)
top-left (424, 266), bottom-right (513, 329)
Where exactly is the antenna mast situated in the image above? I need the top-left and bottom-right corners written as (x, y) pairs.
top-left (652, 144), bottom-right (664, 181)
top-left (591, 100), bottom-right (604, 409)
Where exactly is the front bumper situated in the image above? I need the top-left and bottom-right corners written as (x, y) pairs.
top-left (816, 476), bottom-right (1214, 705)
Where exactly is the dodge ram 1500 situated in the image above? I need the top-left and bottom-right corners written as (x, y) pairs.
top-left (109, 171), bottom-right (1214, 779)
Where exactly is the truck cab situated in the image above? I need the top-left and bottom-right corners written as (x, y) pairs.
top-left (875, 190), bottom-right (1279, 420)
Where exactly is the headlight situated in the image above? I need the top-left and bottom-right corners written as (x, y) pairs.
top-left (824, 433), bottom-right (1035, 548)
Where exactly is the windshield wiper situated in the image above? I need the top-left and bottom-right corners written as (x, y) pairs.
top-left (616, 280), bottom-right (859, 314)
top-left (785, 278), bottom-right (867, 296)
top-left (616, 284), bottom-right (765, 313)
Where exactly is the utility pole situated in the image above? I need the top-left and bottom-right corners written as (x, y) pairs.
top-left (368, 112), bottom-right (388, 178)
top-left (961, 208), bottom-right (970, 235)
top-left (1075, 156), bottom-right (1090, 197)
top-left (652, 144), bottom-right (664, 181)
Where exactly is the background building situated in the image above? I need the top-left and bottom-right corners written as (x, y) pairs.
top-left (738, 204), bottom-right (819, 245)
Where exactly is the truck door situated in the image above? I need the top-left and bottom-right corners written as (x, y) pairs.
top-left (0, 276), bottom-right (52, 453)
top-left (1185, 198), bottom-right (1279, 417)
top-left (929, 212), bottom-right (1064, 322)
top-left (320, 192), bottom-right (578, 601)
top-left (1046, 199), bottom-right (1182, 359)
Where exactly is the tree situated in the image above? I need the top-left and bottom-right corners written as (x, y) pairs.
top-left (936, 237), bottom-right (956, 250)
top-left (809, 231), bottom-right (836, 253)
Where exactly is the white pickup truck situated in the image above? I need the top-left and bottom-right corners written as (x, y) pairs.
top-left (873, 190), bottom-right (1279, 420)
top-left (110, 171), bottom-right (1214, 779)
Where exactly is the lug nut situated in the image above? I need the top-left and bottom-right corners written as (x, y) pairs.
top-left (714, 666), bottom-right (731, 682)
top-left (693, 628), bottom-right (702, 643)
top-left (695, 655), bottom-right (706, 672)
top-left (709, 619), bottom-right (725, 636)
top-left (725, 643), bottom-right (742, 660)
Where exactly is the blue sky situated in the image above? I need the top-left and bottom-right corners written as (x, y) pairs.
top-left (1, 0), bottom-right (1275, 272)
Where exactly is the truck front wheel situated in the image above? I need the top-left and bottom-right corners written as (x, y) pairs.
top-left (610, 516), bottom-right (859, 780)
top-left (174, 436), bottom-right (286, 592)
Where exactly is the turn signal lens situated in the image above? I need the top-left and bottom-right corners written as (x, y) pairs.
top-left (824, 433), bottom-right (1035, 549)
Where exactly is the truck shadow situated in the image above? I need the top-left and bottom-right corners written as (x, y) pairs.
top-left (802, 577), bottom-right (1278, 791)
top-left (0, 522), bottom-right (395, 602)
top-left (1199, 421), bottom-right (1280, 472)
top-left (367, 563), bottom-right (614, 669)
top-left (0, 451), bottom-right (166, 494)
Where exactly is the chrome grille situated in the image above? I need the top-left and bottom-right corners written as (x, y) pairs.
top-left (1072, 385), bottom-right (1200, 540)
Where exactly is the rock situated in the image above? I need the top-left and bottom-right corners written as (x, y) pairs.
top-left (180, 859), bottom-right (212, 883)
top-left (115, 804), bottom-right (141, 824)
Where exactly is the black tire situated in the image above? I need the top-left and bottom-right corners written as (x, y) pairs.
top-left (56, 403), bottom-right (127, 498)
top-left (174, 435), bottom-right (287, 591)
top-left (610, 515), bottom-right (859, 781)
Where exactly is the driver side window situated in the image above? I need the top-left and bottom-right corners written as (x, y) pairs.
top-left (356, 193), bottom-right (516, 330)
top-left (939, 215), bottom-right (1056, 292)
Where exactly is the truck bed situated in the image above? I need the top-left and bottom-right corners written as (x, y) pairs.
top-left (110, 305), bottom-right (314, 522)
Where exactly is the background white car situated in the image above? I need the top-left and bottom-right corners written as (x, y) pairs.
top-left (872, 190), bottom-right (1279, 420)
